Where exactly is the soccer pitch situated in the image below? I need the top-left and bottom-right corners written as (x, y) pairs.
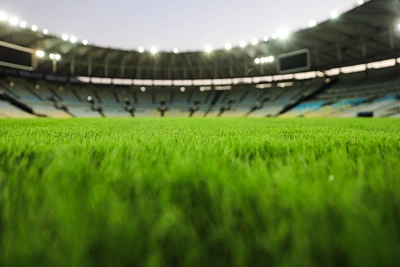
top-left (0, 118), bottom-right (399, 266)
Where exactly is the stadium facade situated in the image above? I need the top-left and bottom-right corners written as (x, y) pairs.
top-left (0, 0), bottom-right (399, 118)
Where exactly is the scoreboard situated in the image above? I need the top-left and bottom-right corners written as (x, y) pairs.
top-left (0, 41), bottom-right (33, 71)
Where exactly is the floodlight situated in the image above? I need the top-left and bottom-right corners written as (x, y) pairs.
top-left (205, 45), bottom-right (212, 53)
top-left (61, 34), bottom-right (69, 41)
top-left (173, 48), bottom-right (179, 54)
top-left (278, 28), bottom-right (290, 40)
top-left (239, 40), bottom-right (247, 48)
top-left (43, 29), bottom-right (49, 35)
top-left (31, 25), bottom-right (38, 31)
top-left (82, 39), bottom-right (89, 45)
top-left (70, 36), bottom-right (77, 43)
top-left (251, 38), bottom-right (258, 45)
top-left (9, 16), bottom-right (19, 26)
top-left (308, 20), bottom-right (317, 28)
top-left (35, 50), bottom-right (45, 58)
top-left (50, 53), bottom-right (61, 61)
top-left (0, 12), bottom-right (7, 21)
top-left (330, 11), bottom-right (339, 19)
top-left (225, 43), bottom-right (232, 51)
top-left (150, 46), bottom-right (158, 55)
top-left (20, 21), bottom-right (27, 28)
top-left (138, 47), bottom-right (144, 53)
top-left (263, 36), bottom-right (269, 42)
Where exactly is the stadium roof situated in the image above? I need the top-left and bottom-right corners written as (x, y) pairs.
top-left (1, 0), bottom-right (400, 80)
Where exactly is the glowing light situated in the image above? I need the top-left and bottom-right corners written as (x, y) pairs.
top-left (82, 39), bottom-right (89, 45)
top-left (205, 45), bottom-right (212, 53)
top-left (31, 25), bottom-right (38, 31)
top-left (263, 36), bottom-right (269, 42)
top-left (180, 87), bottom-right (186, 92)
top-left (43, 29), bottom-right (49, 35)
top-left (0, 12), bottom-right (7, 21)
top-left (9, 16), bottom-right (19, 26)
top-left (225, 43), bottom-right (232, 51)
top-left (70, 36), bottom-right (77, 43)
top-left (330, 10), bottom-right (339, 19)
top-left (140, 86), bottom-right (146, 92)
top-left (138, 47), bottom-right (144, 53)
top-left (61, 34), bottom-right (69, 41)
top-left (20, 21), bottom-right (27, 28)
top-left (49, 53), bottom-right (61, 61)
top-left (278, 28), bottom-right (290, 40)
top-left (251, 38), bottom-right (258, 45)
top-left (173, 48), bottom-right (179, 54)
top-left (272, 33), bottom-right (278, 39)
top-left (35, 50), bottom-right (45, 58)
top-left (357, 0), bottom-right (364, 5)
top-left (150, 46), bottom-right (158, 55)
top-left (239, 40), bottom-right (247, 48)
top-left (308, 20), bottom-right (317, 28)
top-left (255, 56), bottom-right (274, 64)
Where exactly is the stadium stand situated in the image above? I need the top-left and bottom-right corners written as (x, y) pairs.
top-left (0, 0), bottom-right (399, 118)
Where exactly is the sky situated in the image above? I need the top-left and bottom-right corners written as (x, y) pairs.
top-left (2, 0), bottom-right (360, 52)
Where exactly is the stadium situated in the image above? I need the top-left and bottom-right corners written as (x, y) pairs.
top-left (0, 0), bottom-right (399, 266)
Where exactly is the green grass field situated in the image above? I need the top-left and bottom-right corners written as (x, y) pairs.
top-left (0, 118), bottom-right (399, 266)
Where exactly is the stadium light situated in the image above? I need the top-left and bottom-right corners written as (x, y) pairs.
top-left (43, 29), bottom-right (49, 35)
top-left (35, 50), bottom-right (45, 58)
top-left (70, 36), bottom-right (77, 43)
top-left (49, 53), bottom-right (61, 61)
top-left (20, 21), bottom-right (27, 28)
top-left (82, 39), bottom-right (89, 45)
top-left (31, 25), bottom-right (38, 31)
top-left (278, 28), bottom-right (290, 40)
top-left (61, 34), bottom-right (69, 41)
top-left (255, 56), bottom-right (274, 65)
top-left (330, 10), bottom-right (339, 19)
top-left (0, 12), bottom-right (7, 21)
top-left (138, 47), bottom-right (144, 53)
top-left (225, 43), bottom-right (232, 51)
top-left (173, 48), bottom-right (179, 54)
top-left (9, 16), bottom-right (19, 26)
top-left (251, 38), bottom-right (258, 45)
top-left (308, 20), bottom-right (317, 28)
top-left (150, 46), bottom-right (158, 55)
top-left (205, 45), bottom-right (212, 54)
top-left (239, 40), bottom-right (247, 48)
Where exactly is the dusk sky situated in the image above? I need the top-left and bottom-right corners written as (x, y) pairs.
top-left (3, 0), bottom-right (360, 51)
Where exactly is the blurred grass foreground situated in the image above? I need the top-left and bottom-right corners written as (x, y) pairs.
top-left (0, 118), bottom-right (399, 266)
